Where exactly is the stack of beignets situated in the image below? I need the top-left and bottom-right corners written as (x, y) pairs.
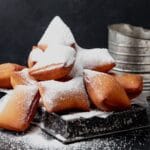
top-left (0, 16), bottom-right (143, 132)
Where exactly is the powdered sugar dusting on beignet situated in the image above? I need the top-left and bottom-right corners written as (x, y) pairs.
top-left (28, 47), bottom-right (44, 67)
top-left (83, 69), bottom-right (103, 80)
top-left (11, 68), bottom-right (37, 87)
top-left (31, 45), bottom-right (76, 70)
top-left (0, 85), bottom-right (39, 131)
top-left (38, 16), bottom-right (75, 47)
top-left (70, 46), bottom-right (115, 77)
top-left (39, 77), bottom-right (90, 113)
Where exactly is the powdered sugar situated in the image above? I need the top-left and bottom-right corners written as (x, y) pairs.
top-left (39, 77), bottom-right (89, 109)
top-left (0, 85), bottom-right (38, 126)
top-left (28, 47), bottom-right (44, 63)
top-left (0, 88), bottom-right (11, 94)
top-left (70, 46), bottom-right (115, 77)
top-left (83, 69), bottom-right (103, 79)
top-left (61, 110), bottom-right (113, 120)
top-left (11, 85), bottom-right (38, 123)
top-left (31, 45), bottom-right (76, 70)
top-left (15, 68), bottom-right (37, 85)
top-left (38, 16), bottom-right (75, 47)
top-left (0, 123), bottom-right (148, 149)
top-left (15, 85), bottom-right (38, 111)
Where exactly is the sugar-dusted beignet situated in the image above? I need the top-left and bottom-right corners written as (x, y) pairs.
top-left (39, 77), bottom-right (90, 113)
top-left (112, 73), bottom-right (143, 99)
top-left (0, 63), bottom-right (25, 88)
top-left (0, 85), bottom-right (39, 132)
top-left (83, 69), bottom-right (131, 111)
top-left (29, 45), bottom-right (76, 81)
top-left (28, 46), bottom-right (44, 68)
top-left (70, 46), bottom-right (115, 77)
top-left (10, 68), bottom-right (37, 88)
top-left (38, 16), bottom-right (75, 50)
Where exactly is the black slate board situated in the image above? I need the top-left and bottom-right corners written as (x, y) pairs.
top-left (37, 105), bottom-right (148, 143)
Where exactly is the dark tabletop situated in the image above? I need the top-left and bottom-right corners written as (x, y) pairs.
top-left (1, 124), bottom-right (150, 150)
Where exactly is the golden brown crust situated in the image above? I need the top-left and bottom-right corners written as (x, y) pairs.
top-left (0, 85), bottom-right (39, 132)
top-left (0, 63), bottom-right (25, 88)
top-left (10, 69), bottom-right (37, 88)
top-left (84, 70), bottom-right (131, 111)
top-left (37, 44), bottom-right (48, 51)
top-left (29, 63), bottom-right (73, 81)
top-left (112, 73), bottom-right (143, 99)
top-left (93, 63), bottom-right (116, 73)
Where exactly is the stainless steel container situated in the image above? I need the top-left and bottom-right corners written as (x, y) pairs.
top-left (109, 24), bottom-right (150, 47)
top-left (108, 24), bottom-right (150, 92)
top-left (109, 43), bottom-right (150, 56)
top-left (110, 52), bottom-right (150, 64)
top-left (114, 63), bottom-right (150, 73)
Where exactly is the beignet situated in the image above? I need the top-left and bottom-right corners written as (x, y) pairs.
top-left (38, 77), bottom-right (90, 113)
top-left (0, 85), bottom-right (39, 131)
top-left (0, 63), bottom-right (25, 88)
top-left (10, 68), bottom-right (37, 88)
top-left (29, 45), bottom-right (76, 81)
top-left (112, 73), bottom-right (143, 99)
top-left (83, 69), bottom-right (131, 111)
top-left (38, 16), bottom-right (75, 50)
top-left (28, 46), bottom-right (44, 68)
top-left (70, 46), bottom-right (115, 77)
